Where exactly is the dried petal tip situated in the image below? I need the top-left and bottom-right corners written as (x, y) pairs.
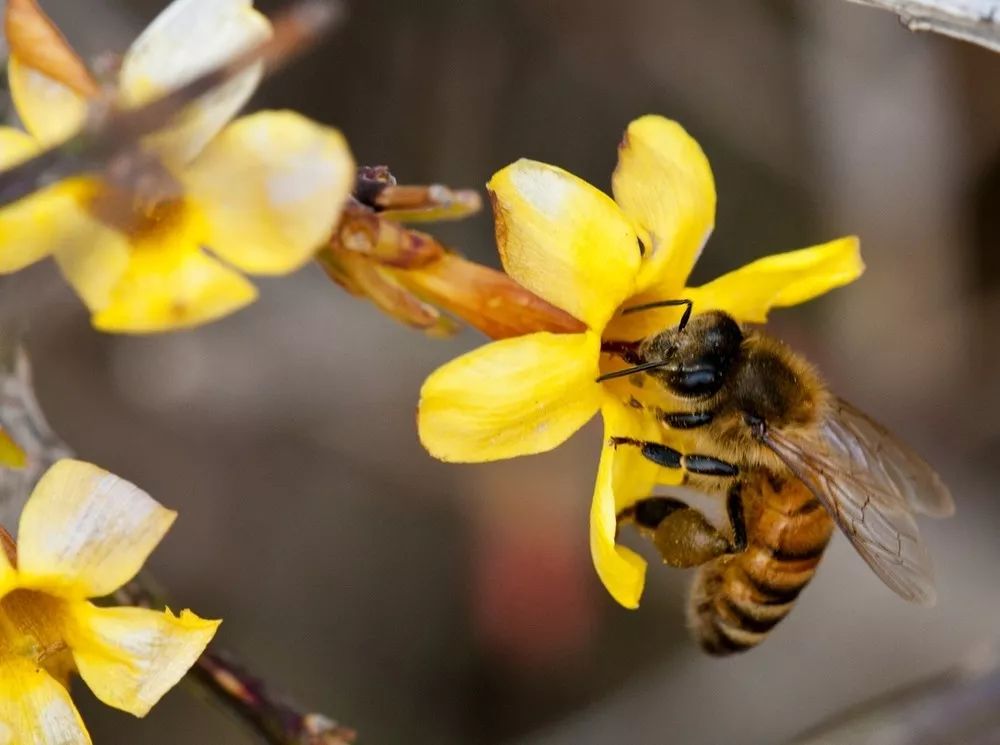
top-left (0, 525), bottom-right (16, 565)
top-left (376, 184), bottom-right (482, 223)
top-left (324, 168), bottom-right (583, 339)
top-left (5, 0), bottom-right (99, 96)
top-left (354, 165), bottom-right (397, 207)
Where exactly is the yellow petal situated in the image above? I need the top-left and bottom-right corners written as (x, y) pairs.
top-left (17, 459), bottom-right (176, 599)
top-left (0, 128), bottom-right (91, 274)
top-left (0, 427), bottom-right (27, 469)
top-left (488, 160), bottom-right (640, 330)
top-left (181, 111), bottom-right (355, 275)
top-left (67, 603), bottom-right (219, 717)
top-left (589, 397), bottom-right (666, 609)
top-left (119, 0), bottom-right (271, 164)
top-left (419, 332), bottom-right (602, 462)
top-left (8, 56), bottom-right (87, 147)
top-left (92, 247), bottom-right (258, 334)
top-left (612, 115), bottom-right (716, 295)
top-left (0, 659), bottom-right (91, 745)
top-left (51, 217), bottom-right (131, 312)
top-left (686, 236), bottom-right (863, 324)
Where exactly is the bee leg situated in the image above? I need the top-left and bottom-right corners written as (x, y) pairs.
top-left (609, 437), bottom-right (682, 469)
top-left (609, 438), bottom-right (739, 477)
top-left (726, 483), bottom-right (748, 552)
top-left (684, 454), bottom-right (739, 477)
top-left (661, 411), bottom-right (714, 429)
top-left (620, 497), bottom-right (730, 568)
top-left (600, 340), bottom-right (643, 365)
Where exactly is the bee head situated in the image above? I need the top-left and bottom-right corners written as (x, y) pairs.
top-left (639, 311), bottom-right (743, 398)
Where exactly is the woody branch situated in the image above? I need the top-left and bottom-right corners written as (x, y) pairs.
top-left (844, 0), bottom-right (1000, 52)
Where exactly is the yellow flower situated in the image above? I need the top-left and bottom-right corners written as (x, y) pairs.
top-left (0, 429), bottom-right (26, 469)
top-left (0, 458), bottom-right (219, 744)
top-left (0, 0), bottom-right (355, 333)
top-left (418, 115), bottom-right (864, 609)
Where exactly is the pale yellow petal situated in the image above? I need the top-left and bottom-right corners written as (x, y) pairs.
top-left (419, 332), bottom-right (602, 462)
top-left (92, 246), bottom-right (258, 334)
top-left (0, 659), bottom-right (91, 745)
top-left (119, 0), bottom-right (272, 164)
top-left (68, 603), bottom-right (219, 717)
top-left (0, 129), bottom-right (92, 274)
top-left (612, 115), bottom-right (716, 294)
top-left (488, 160), bottom-right (640, 330)
top-left (8, 56), bottom-right (87, 147)
top-left (181, 111), bottom-right (355, 275)
top-left (17, 459), bottom-right (176, 599)
top-left (51, 218), bottom-right (131, 312)
top-left (589, 396), bottom-right (664, 609)
top-left (686, 236), bottom-right (863, 324)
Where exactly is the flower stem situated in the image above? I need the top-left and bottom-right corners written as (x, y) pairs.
top-left (116, 576), bottom-right (357, 745)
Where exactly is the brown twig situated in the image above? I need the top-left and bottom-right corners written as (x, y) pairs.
top-left (844, 0), bottom-right (1000, 52)
top-left (115, 578), bottom-right (356, 745)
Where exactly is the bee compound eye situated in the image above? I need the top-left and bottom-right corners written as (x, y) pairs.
top-left (668, 364), bottom-right (722, 398)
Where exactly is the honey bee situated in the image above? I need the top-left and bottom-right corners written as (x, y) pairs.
top-left (599, 301), bottom-right (954, 655)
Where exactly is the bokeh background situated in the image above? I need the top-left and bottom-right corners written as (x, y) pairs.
top-left (3, 0), bottom-right (1000, 743)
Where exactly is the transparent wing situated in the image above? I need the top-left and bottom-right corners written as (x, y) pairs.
top-left (763, 402), bottom-right (947, 606)
top-left (827, 398), bottom-right (954, 518)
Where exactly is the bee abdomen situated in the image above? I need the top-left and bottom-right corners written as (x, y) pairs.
top-left (688, 477), bottom-right (834, 655)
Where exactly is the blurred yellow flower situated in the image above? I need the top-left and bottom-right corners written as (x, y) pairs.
top-left (418, 114), bottom-right (863, 609)
top-left (0, 0), bottom-right (355, 333)
top-left (0, 458), bottom-right (218, 744)
top-left (0, 429), bottom-right (25, 469)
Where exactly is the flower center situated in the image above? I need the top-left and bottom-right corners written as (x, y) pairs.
top-left (0, 589), bottom-right (69, 666)
top-left (87, 183), bottom-right (192, 249)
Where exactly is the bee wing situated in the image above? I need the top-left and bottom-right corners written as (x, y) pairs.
top-left (763, 412), bottom-right (940, 606)
top-left (828, 398), bottom-right (954, 518)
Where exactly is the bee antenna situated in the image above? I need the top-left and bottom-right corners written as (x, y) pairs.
top-left (621, 299), bottom-right (693, 331)
top-left (596, 359), bottom-right (673, 382)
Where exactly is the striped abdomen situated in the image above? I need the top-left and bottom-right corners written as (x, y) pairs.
top-left (688, 473), bottom-right (834, 655)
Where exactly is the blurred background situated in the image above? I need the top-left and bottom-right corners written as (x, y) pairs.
top-left (3, 0), bottom-right (1000, 742)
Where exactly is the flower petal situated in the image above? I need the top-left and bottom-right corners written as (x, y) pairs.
top-left (51, 219), bottom-right (131, 312)
top-left (68, 603), bottom-right (219, 717)
top-left (488, 160), bottom-right (640, 330)
top-left (119, 0), bottom-right (271, 164)
top-left (589, 397), bottom-right (664, 609)
top-left (0, 129), bottom-right (92, 274)
top-left (0, 659), bottom-right (91, 745)
top-left (92, 247), bottom-right (258, 334)
top-left (17, 459), bottom-right (176, 599)
top-left (8, 56), bottom-right (88, 147)
top-left (181, 111), bottom-right (355, 275)
top-left (419, 332), bottom-right (602, 462)
top-left (0, 427), bottom-right (27, 469)
top-left (686, 236), bottom-right (863, 324)
top-left (612, 115), bottom-right (716, 295)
